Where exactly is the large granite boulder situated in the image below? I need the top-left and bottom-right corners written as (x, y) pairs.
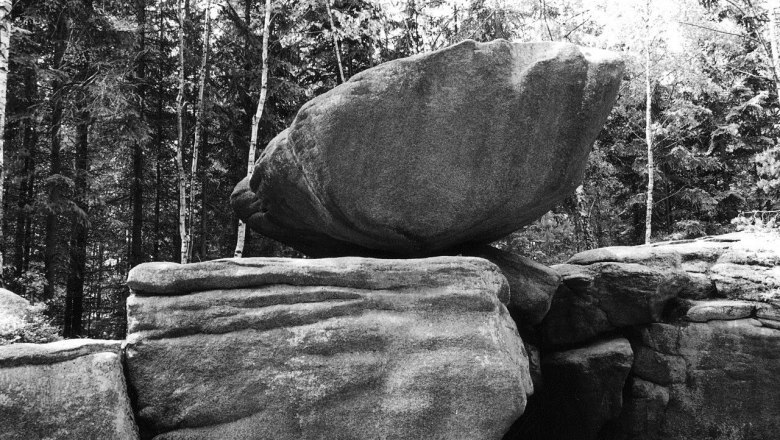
top-left (125, 257), bottom-right (532, 440)
top-left (0, 289), bottom-right (31, 339)
top-left (0, 339), bottom-right (139, 439)
top-left (232, 39), bottom-right (624, 257)
top-left (0, 288), bottom-right (59, 345)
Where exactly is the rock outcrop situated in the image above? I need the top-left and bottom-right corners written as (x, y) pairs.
top-left (465, 245), bottom-right (560, 327)
top-left (232, 39), bottom-right (624, 257)
top-left (0, 288), bottom-right (59, 345)
top-left (509, 337), bottom-right (633, 440)
top-left (531, 232), bottom-right (780, 440)
top-left (126, 257), bottom-right (532, 440)
top-left (612, 319), bottom-right (780, 440)
top-left (540, 262), bottom-right (688, 346)
top-left (0, 339), bottom-right (139, 440)
top-left (0, 289), bottom-right (32, 339)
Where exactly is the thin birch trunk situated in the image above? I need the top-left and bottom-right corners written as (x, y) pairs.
top-left (188, 0), bottom-right (211, 261)
top-left (0, 0), bottom-right (10, 283)
top-left (325, 0), bottom-right (345, 83)
top-left (644, 0), bottom-right (654, 244)
top-left (769, 0), bottom-right (780, 96)
top-left (176, 0), bottom-right (189, 263)
top-left (234, 0), bottom-right (272, 258)
top-left (575, 185), bottom-right (595, 249)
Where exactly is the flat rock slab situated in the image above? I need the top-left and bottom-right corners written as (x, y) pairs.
top-left (126, 257), bottom-right (532, 440)
top-left (0, 339), bottom-right (139, 440)
top-left (232, 39), bottom-right (624, 257)
top-left (566, 232), bottom-right (780, 302)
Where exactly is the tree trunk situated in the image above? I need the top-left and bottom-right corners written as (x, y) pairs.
top-left (575, 185), bottom-right (595, 249)
top-left (64, 113), bottom-right (90, 338)
top-left (199, 132), bottom-right (208, 259)
top-left (188, 0), bottom-right (211, 262)
top-left (153, 4), bottom-right (165, 261)
top-left (234, 0), bottom-right (272, 258)
top-left (130, 0), bottom-right (147, 268)
top-left (325, 0), bottom-right (346, 83)
top-left (644, 0), bottom-right (654, 244)
top-left (769, 0), bottom-right (780, 98)
top-left (0, 0), bottom-right (10, 284)
top-left (13, 68), bottom-right (37, 291)
top-left (44, 1), bottom-right (69, 299)
top-left (176, 0), bottom-right (189, 263)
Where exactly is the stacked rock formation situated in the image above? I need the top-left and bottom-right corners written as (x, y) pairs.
top-left (231, 39), bottom-right (624, 258)
top-left (2, 39), bottom-right (637, 440)
top-left (509, 231), bottom-right (780, 440)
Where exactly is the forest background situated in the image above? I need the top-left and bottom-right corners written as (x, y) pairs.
top-left (1, 0), bottom-right (779, 340)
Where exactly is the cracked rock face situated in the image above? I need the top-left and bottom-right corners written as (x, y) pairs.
top-left (125, 257), bottom-right (532, 440)
top-left (615, 320), bottom-right (780, 440)
top-left (0, 340), bottom-right (139, 440)
top-left (231, 39), bottom-right (624, 257)
top-left (550, 232), bottom-right (780, 440)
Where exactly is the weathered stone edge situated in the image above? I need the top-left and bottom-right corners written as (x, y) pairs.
top-left (0, 339), bottom-right (122, 368)
top-left (126, 256), bottom-right (509, 299)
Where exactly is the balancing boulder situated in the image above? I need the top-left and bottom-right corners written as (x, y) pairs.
top-left (232, 39), bottom-right (624, 257)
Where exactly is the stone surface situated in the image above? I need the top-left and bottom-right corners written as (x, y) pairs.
top-left (465, 245), bottom-right (560, 326)
top-left (567, 232), bottom-right (780, 302)
top-left (127, 256), bottom-right (508, 303)
top-left (0, 288), bottom-right (30, 336)
top-left (0, 339), bottom-right (139, 440)
top-left (611, 319), bottom-right (780, 440)
top-left (685, 299), bottom-right (757, 322)
top-left (0, 288), bottom-right (59, 345)
top-left (126, 257), bottom-right (532, 440)
top-left (232, 39), bottom-right (624, 257)
top-left (540, 263), bottom-right (686, 346)
top-left (507, 337), bottom-right (633, 440)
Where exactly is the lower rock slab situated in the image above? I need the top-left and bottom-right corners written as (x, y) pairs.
top-left (0, 339), bottom-right (139, 440)
top-left (125, 256), bottom-right (533, 440)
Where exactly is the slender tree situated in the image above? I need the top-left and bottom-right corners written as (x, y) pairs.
top-left (644, 0), bottom-right (654, 244)
top-left (176, 0), bottom-right (189, 263)
top-left (234, 0), bottom-right (272, 258)
top-left (325, 0), bottom-right (346, 83)
top-left (44, 0), bottom-right (69, 299)
top-left (188, 0), bottom-right (212, 261)
top-left (64, 110), bottom-right (90, 337)
top-left (0, 0), bottom-right (10, 283)
top-left (769, 0), bottom-right (780, 102)
top-left (130, 0), bottom-right (147, 268)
